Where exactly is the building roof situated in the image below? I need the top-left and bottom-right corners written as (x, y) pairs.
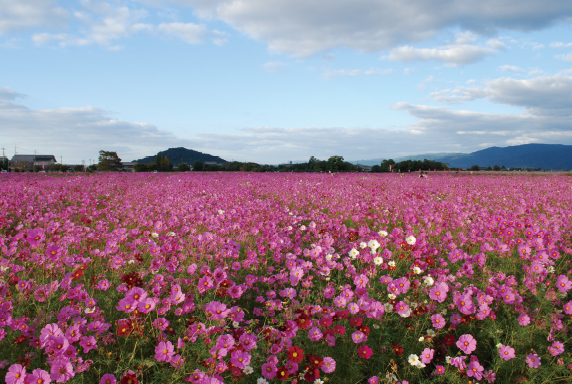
top-left (12, 155), bottom-right (57, 163)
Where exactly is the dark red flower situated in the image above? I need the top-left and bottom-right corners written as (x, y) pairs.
top-left (120, 373), bottom-right (138, 384)
top-left (276, 366), bottom-right (289, 381)
top-left (308, 354), bottom-right (323, 368)
top-left (349, 317), bottom-right (362, 327)
top-left (444, 334), bottom-right (456, 346)
top-left (287, 346), bottom-right (304, 363)
top-left (392, 344), bottom-right (404, 355)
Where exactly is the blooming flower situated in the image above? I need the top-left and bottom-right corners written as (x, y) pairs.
top-left (100, 373), bottom-right (116, 384)
top-left (467, 361), bottom-right (484, 380)
top-left (406, 236), bottom-right (416, 245)
top-left (498, 344), bottom-right (515, 360)
top-left (526, 353), bottom-right (541, 368)
top-left (518, 313), bottom-right (530, 326)
top-left (5, 364), bottom-right (26, 384)
top-left (155, 341), bottom-right (175, 362)
top-left (420, 348), bottom-right (434, 364)
top-left (321, 357), bottom-right (336, 373)
top-left (357, 345), bottom-right (373, 359)
top-left (456, 334), bottom-right (477, 354)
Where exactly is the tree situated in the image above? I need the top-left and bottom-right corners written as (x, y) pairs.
top-left (371, 165), bottom-right (381, 173)
top-left (73, 164), bottom-right (84, 172)
top-left (98, 150), bottom-right (122, 171)
top-left (177, 162), bottom-right (190, 172)
top-left (469, 165), bottom-right (480, 171)
top-left (492, 165), bottom-right (501, 171)
top-left (193, 161), bottom-right (203, 171)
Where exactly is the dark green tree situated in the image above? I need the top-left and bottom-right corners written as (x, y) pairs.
top-left (98, 150), bottom-right (122, 171)
top-left (493, 165), bottom-right (501, 171)
top-left (193, 161), bottom-right (203, 171)
top-left (177, 162), bottom-right (190, 171)
top-left (469, 165), bottom-right (480, 171)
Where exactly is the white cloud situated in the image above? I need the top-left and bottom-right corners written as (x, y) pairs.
top-left (555, 53), bottom-right (572, 62)
top-left (0, 95), bottom-right (199, 163)
top-left (499, 65), bottom-right (524, 72)
top-left (550, 42), bottom-right (572, 48)
top-left (387, 38), bottom-right (504, 67)
top-left (263, 61), bottom-right (289, 74)
top-left (0, 0), bottom-right (69, 35)
top-left (321, 68), bottom-right (393, 79)
top-left (158, 22), bottom-right (207, 44)
top-left (166, 0), bottom-right (572, 56)
top-left (0, 86), bottom-right (26, 101)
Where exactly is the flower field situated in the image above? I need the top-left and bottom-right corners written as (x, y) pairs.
top-left (1, 172), bottom-right (572, 384)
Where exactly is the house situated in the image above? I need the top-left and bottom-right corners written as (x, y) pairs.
top-left (357, 164), bottom-right (372, 172)
top-left (121, 162), bottom-right (137, 172)
top-left (204, 161), bottom-right (223, 166)
top-left (11, 155), bottom-right (57, 169)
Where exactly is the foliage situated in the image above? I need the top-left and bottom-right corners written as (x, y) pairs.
top-left (98, 150), bottom-right (122, 171)
top-left (177, 163), bottom-right (191, 172)
top-left (192, 161), bottom-right (204, 171)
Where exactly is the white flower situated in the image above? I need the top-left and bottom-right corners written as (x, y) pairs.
top-left (218, 209), bottom-right (224, 215)
top-left (368, 239), bottom-right (380, 250)
top-left (151, 232), bottom-right (159, 238)
top-left (378, 230), bottom-right (388, 237)
top-left (85, 307), bottom-right (95, 314)
top-left (386, 373), bottom-right (398, 382)
top-left (426, 329), bottom-right (436, 337)
top-left (419, 336), bottom-right (425, 342)
top-left (257, 379), bottom-right (270, 384)
top-left (408, 354), bottom-right (420, 366)
top-left (445, 356), bottom-right (451, 364)
top-left (233, 321), bottom-right (240, 328)
top-left (373, 324), bottom-right (380, 329)
top-left (496, 343), bottom-right (502, 349)
top-left (406, 235), bottom-right (416, 245)
top-left (413, 266), bottom-right (422, 275)
top-left (400, 309), bottom-right (411, 318)
top-left (326, 254), bottom-right (333, 261)
top-left (424, 276), bottom-right (434, 286)
top-left (300, 225), bottom-right (306, 231)
top-left (0, 266), bottom-right (8, 272)
top-left (349, 248), bottom-right (359, 259)
top-left (547, 266), bottom-right (555, 273)
top-left (384, 303), bottom-right (393, 312)
top-left (388, 293), bottom-right (396, 300)
top-left (388, 261), bottom-right (396, 267)
top-left (360, 242), bottom-right (367, 249)
top-left (410, 302), bottom-right (418, 309)
top-left (128, 260), bottom-right (135, 265)
top-left (373, 256), bottom-right (383, 266)
top-left (416, 362), bottom-right (426, 369)
top-left (243, 366), bottom-right (254, 374)
top-left (167, 231), bottom-right (175, 237)
top-left (314, 379), bottom-right (324, 384)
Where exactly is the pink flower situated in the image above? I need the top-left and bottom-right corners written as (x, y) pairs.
top-left (308, 327), bottom-right (323, 341)
top-left (431, 314), bottom-right (446, 329)
top-left (357, 345), bottom-right (373, 359)
top-left (153, 318), bottom-right (169, 331)
top-left (456, 334), bottom-right (477, 354)
top-left (26, 369), bottom-right (51, 384)
top-left (100, 373), bottom-right (116, 384)
top-left (435, 365), bottom-right (445, 375)
top-left (563, 301), bottom-right (572, 315)
top-left (5, 364), bottom-right (26, 384)
top-left (50, 360), bottom-right (74, 383)
top-left (205, 301), bottom-right (229, 320)
top-left (230, 350), bottom-right (251, 369)
top-left (556, 275), bottom-right (572, 293)
top-left (321, 357), bottom-right (336, 373)
top-left (354, 274), bottom-right (369, 289)
top-left (261, 363), bottom-right (277, 379)
top-left (351, 331), bottom-right (366, 344)
top-left (456, 294), bottom-right (475, 315)
top-left (429, 283), bottom-right (448, 303)
top-left (499, 344), bottom-right (515, 360)
top-left (155, 341), bottom-right (175, 362)
top-left (420, 348), bottom-right (434, 364)
top-left (368, 376), bottom-right (379, 384)
top-left (395, 301), bottom-right (409, 316)
top-left (467, 361), bottom-right (484, 380)
top-left (525, 353), bottom-right (541, 368)
top-left (483, 370), bottom-right (496, 383)
top-left (548, 341), bottom-right (565, 356)
top-left (518, 313), bottom-right (530, 326)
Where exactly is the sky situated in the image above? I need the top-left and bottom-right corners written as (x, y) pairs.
top-left (1, 0), bottom-right (572, 165)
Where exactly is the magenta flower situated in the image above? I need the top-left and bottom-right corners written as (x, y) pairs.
top-left (526, 353), bottom-right (541, 368)
top-left (352, 331), bottom-right (366, 344)
top-left (5, 364), bottom-right (26, 384)
top-left (499, 344), bottom-right (515, 360)
top-left (518, 313), bottom-right (530, 326)
top-left (155, 341), bottom-right (175, 362)
top-left (308, 326), bottom-right (323, 341)
top-left (467, 361), bottom-right (484, 380)
top-left (205, 301), bottom-right (230, 319)
top-left (368, 376), bottom-right (380, 384)
top-left (548, 341), bottom-right (565, 356)
top-left (435, 365), bottom-right (445, 375)
top-left (456, 334), bottom-right (477, 354)
top-left (563, 301), bottom-right (572, 315)
top-left (357, 345), bottom-right (373, 359)
top-left (100, 373), bottom-right (117, 384)
top-left (50, 360), bottom-right (74, 383)
top-left (395, 301), bottom-right (409, 316)
top-left (429, 283), bottom-right (448, 303)
top-left (261, 363), bottom-right (277, 379)
top-left (431, 314), bottom-right (446, 329)
top-left (456, 294), bottom-right (475, 315)
top-left (79, 335), bottom-right (97, 354)
top-left (322, 357), bottom-right (336, 373)
top-left (483, 370), bottom-right (496, 383)
top-left (354, 274), bottom-right (369, 289)
top-left (152, 318), bottom-right (169, 331)
top-left (556, 275), bottom-right (572, 293)
top-left (230, 350), bottom-right (251, 369)
top-left (420, 348), bottom-right (434, 364)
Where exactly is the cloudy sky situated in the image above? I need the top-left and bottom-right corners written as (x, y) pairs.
top-left (1, 0), bottom-right (572, 164)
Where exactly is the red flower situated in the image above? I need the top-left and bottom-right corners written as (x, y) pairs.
top-left (357, 345), bottom-right (373, 359)
top-left (276, 366), bottom-right (289, 381)
top-left (358, 325), bottom-right (370, 335)
top-left (120, 373), bottom-right (138, 384)
top-left (303, 366), bottom-right (320, 382)
top-left (287, 346), bottom-right (304, 363)
top-left (71, 268), bottom-right (84, 281)
top-left (308, 354), bottom-right (323, 368)
top-left (425, 256), bottom-right (435, 265)
top-left (392, 344), bottom-right (404, 355)
top-left (296, 314), bottom-right (312, 329)
top-left (444, 334), bottom-right (456, 346)
top-left (333, 324), bottom-right (345, 335)
top-left (349, 317), bottom-right (362, 327)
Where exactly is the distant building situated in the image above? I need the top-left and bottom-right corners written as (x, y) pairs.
top-left (121, 162), bottom-right (136, 172)
top-left (11, 155), bottom-right (57, 167)
top-left (357, 164), bottom-right (372, 172)
top-left (204, 161), bottom-right (223, 166)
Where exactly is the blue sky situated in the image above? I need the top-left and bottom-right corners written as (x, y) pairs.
top-left (1, 0), bottom-right (572, 164)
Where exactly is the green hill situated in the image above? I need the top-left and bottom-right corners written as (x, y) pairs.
top-left (133, 147), bottom-right (227, 166)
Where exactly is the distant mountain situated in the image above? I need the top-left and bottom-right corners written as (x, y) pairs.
top-left (430, 144), bottom-right (572, 170)
top-left (351, 153), bottom-right (466, 166)
top-left (133, 147), bottom-right (227, 166)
